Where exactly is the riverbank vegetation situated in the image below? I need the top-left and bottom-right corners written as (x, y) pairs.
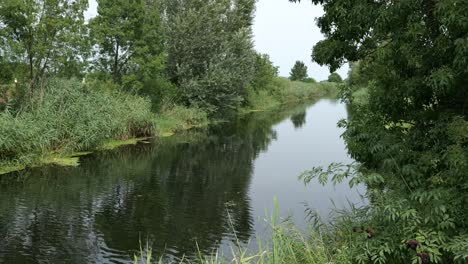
top-left (0, 0), bottom-right (336, 174)
top-left (289, 0), bottom-right (468, 263)
top-left (134, 200), bottom-right (346, 264)
top-left (136, 0), bottom-right (465, 262)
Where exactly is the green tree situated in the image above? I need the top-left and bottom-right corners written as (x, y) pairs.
top-left (346, 61), bottom-right (369, 88)
top-left (250, 53), bottom-right (279, 91)
top-left (89, 0), bottom-right (165, 86)
top-left (289, 61), bottom-right (308, 81)
top-left (0, 0), bottom-right (89, 89)
top-left (164, 0), bottom-right (256, 115)
top-left (89, 0), bottom-right (171, 110)
top-left (292, 0), bottom-right (468, 262)
top-left (327, 72), bottom-right (342, 83)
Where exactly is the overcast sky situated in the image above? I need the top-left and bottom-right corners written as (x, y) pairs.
top-left (85, 0), bottom-right (348, 81)
top-left (254, 0), bottom-right (348, 80)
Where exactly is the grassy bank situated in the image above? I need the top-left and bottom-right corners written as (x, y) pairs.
top-left (242, 77), bottom-right (339, 113)
top-left (0, 79), bottom-right (208, 175)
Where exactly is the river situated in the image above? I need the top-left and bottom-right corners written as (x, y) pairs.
top-left (0, 99), bottom-right (365, 263)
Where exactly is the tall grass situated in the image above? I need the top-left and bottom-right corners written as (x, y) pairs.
top-left (0, 78), bottom-right (208, 172)
top-left (135, 199), bottom-right (351, 264)
top-left (224, 198), bottom-right (333, 264)
top-left (134, 239), bottom-right (159, 264)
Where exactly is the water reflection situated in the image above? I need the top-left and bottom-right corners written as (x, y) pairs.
top-left (290, 111), bottom-right (307, 129)
top-left (0, 103), bottom-right (315, 263)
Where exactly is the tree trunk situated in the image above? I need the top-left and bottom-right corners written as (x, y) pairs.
top-left (113, 41), bottom-right (120, 83)
top-left (29, 53), bottom-right (34, 91)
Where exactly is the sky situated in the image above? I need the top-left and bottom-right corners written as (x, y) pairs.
top-left (253, 0), bottom-right (348, 80)
top-left (85, 0), bottom-right (348, 81)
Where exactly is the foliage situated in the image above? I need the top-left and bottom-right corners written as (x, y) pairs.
top-left (289, 61), bottom-right (308, 81)
top-left (88, 0), bottom-right (174, 111)
top-left (0, 78), bottom-right (156, 169)
top-left (249, 53), bottom-right (279, 92)
top-left (292, 0), bottom-right (468, 262)
top-left (132, 199), bottom-right (347, 264)
top-left (347, 61), bottom-right (369, 88)
top-left (243, 77), bottom-right (337, 112)
top-left (154, 103), bottom-right (209, 136)
top-left (303, 77), bottom-right (316, 84)
top-left (327, 72), bottom-right (343, 83)
top-left (164, 0), bottom-right (256, 115)
top-left (0, 0), bottom-right (89, 87)
top-left (0, 62), bottom-right (29, 84)
top-left (1, 0), bottom-right (303, 120)
top-left (89, 0), bottom-right (165, 87)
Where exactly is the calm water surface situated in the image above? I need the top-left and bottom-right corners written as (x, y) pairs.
top-left (0, 99), bottom-right (365, 263)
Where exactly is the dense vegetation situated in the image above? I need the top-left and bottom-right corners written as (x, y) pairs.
top-left (291, 0), bottom-right (468, 263)
top-left (0, 0), bottom-right (335, 174)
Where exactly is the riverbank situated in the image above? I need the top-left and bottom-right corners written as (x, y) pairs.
top-left (0, 78), bottom-right (337, 176)
top-left (0, 109), bottom-right (208, 175)
top-left (0, 79), bottom-right (209, 175)
top-left (241, 77), bottom-right (339, 113)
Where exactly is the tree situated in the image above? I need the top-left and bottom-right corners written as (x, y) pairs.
top-left (250, 53), bottom-right (279, 91)
top-left (291, 0), bottom-right (468, 262)
top-left (289, 61), bottom-right (308, 81)
top-left (327, 72), bottom-right (342, 83)
top-left (0, 0), bottom-right (89, 89)
top-left (89, 0), bottom-right (165, 86)
top-left (346, 61), bottom-right (369, 88)
top-left (164, 0), bottom-right (256, 115)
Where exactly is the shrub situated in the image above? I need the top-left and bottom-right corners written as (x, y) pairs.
top-left (155, 103), bottom-right (209, 134)
top-left (303, 77), bottom-right (317, 83)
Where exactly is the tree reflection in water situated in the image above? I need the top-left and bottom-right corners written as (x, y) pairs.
top-left (290, 110), bottom-right (307, 129)
top-left (0, 103), bottom-right (313, 263)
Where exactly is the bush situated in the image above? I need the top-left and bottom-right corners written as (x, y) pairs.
top-left (154, 103), bottom-right (209, 135)
top-left (244, 86), bottom-right (280, 110)
top-left (303, 77), bottom-right (317, 83)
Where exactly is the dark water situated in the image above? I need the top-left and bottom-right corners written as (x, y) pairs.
top-left (0, 99), bottom-right (365, 263)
